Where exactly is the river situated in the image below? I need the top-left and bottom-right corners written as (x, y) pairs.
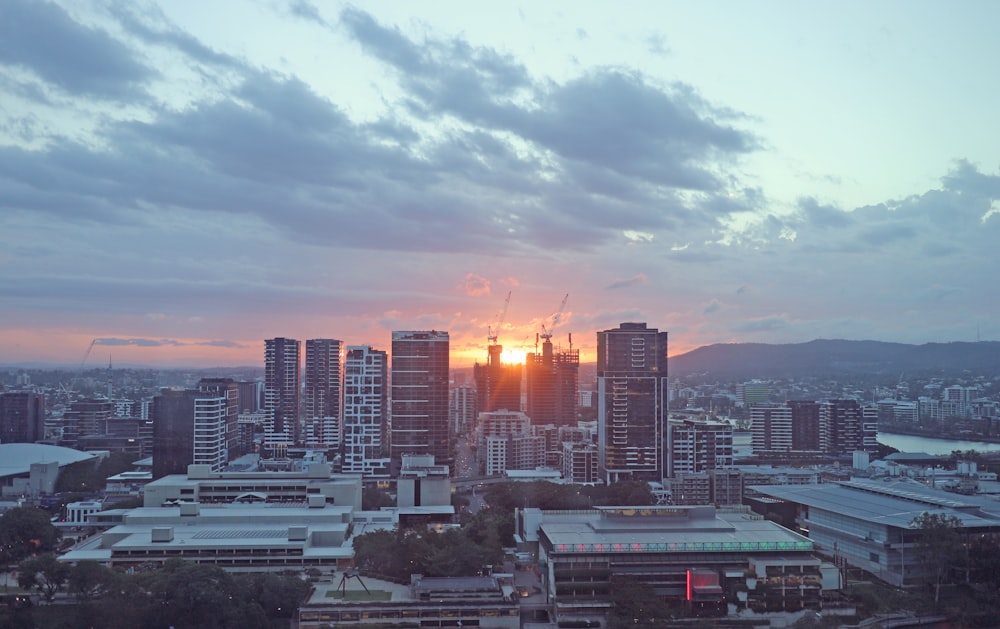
top-left (877, 432), bottom-right (1000, 456)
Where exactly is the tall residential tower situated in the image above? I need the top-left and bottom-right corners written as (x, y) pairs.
top-left (264, 337), bottom-right (301, 450)
top-left (596, 322), bottom-right (668, 482)
top-left (390, 330), bottom-right (450, 472)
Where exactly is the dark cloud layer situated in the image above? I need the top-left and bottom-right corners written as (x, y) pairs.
top-left (1, 4), bottom-right (998, 357)
top-left (0, 0), bottom-right (152, 99)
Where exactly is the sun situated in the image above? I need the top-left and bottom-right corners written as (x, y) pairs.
top-left (501, 348), bottom-right (527, 365)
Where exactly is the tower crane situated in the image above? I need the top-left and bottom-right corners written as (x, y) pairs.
top-left (539, 293), bottom-right (569, 343)
top-left (487, 290), bottom-right (512, 347)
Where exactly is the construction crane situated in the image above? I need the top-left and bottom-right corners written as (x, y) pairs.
top-left (79, 338), bottom-right (97, 371)
top-left (487, 290), bottom-right (512, 346)
top-left (539, 293), bottom-right (569, 343)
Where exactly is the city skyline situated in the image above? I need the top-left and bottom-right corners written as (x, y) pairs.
top-left (2, 1), bottom-right (999, 369)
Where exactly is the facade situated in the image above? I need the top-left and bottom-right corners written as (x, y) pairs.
top-left (197, 378), bottom-right (240, 459)
top-left (341, 345), bottom-right (390, 477)
top-left (303, 339), bottom-right (343, 450)
top-left (59, 501), bottom-right (355, 572)
top-left (60, 398), bottom-right (114, 449)
top-left (666, 417), bottom-right (733, 478)
top-left (142, 463), bottom-right (362, 509)
top-left (596, 322), bottom-right (669, 482)
top-left (751, 478), bottom-right (1000, 587)
top-left (525, 336), bottom-right (580, 426)
top-left (449, 383), bottom-right (477, 435)
top-left (752, 400), bottom-right (877, 456)
top-left (476, 410), bottom-right (542, 476)
top-left (0, 391), bottom-right (45, 443)
top-left (299, 575), bottom-right (518, 629)
top-left (236, 380), bottom-right (263, 413)
top-left (561, 441), bottom-right (600, 483)
top-left (474, 344), bottom-right (522, 413)
top-left (390, 330), bottom-right (451, 471)
top-left (264, 337), bottom-right (301, 449)
top-left (152, 382), bottom-right (235, 479)
top-left (519, 505), bottom-right (820, 623)
top-left (750, 404), bottom-right (793, 454)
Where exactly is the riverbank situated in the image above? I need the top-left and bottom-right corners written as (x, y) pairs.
top-left (878, 424), bottom-right (1000, 444)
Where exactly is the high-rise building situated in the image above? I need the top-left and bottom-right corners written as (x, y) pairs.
top-left (152, 383), bottom-right (234, 479)
top-left (303, 339), bottom-right (343, 451)
top-left (197, 378), bottom-right (240, 459)
top-left (390, 330), bottom-right (450, 472)
top-left (788, 400), bottom-right (822, 452)
top-left (666, 417), bottom-right (733, 478)
top-left (473, 344), bottom-right (522, 413)
top-left (525, 335), bottom-right (579, 426)
top-left (0, 391), bottom-right (45, 443)
top-left (750, 403), bottom-right (793, 454)
top-left (304, 339), bottom-right (342, 423)
top-left (236, 380), bottom-right (263, 413)
top-left (264, 337), bottom-right (301, 449)
top-left (821, 399), bottom-right (875, 454)
top-left (450, 384), bottom-right (477, 436)
top-left (596, 322), bottom-right (669, 482)
top-left (60, 398), bottom-right (114, 449)
top-left (342, 346), bottom-right (390, 476)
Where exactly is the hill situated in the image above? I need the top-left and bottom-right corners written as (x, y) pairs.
top-left (669, 339), bottom-right (1000, 379)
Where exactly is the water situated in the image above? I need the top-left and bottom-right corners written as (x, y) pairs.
top-left (877, 432), bottom-right (1000, 456)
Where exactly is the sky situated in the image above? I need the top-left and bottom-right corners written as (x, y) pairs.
top-left (1, 0), bottom-right (999, 369)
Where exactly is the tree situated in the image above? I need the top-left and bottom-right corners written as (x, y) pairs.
top-left (18, 552), bottom-right (70, 602)
top-left (607, 578), bottom-right (672, 628)
top-left (362, 485), bottom-right (395, 510)
top-left (911, 512), bottom-right (963, 604)
top-left (67, 560), bottom-right (117, 601)
top-left (0, 507), bottom-right (61, 566)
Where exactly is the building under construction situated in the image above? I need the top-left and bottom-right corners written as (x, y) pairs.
top-left (525, 334), bottom-right (579, 426)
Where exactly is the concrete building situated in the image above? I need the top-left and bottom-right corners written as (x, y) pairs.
top-left (474, 344), bottom-right (522, 414)
top-left (390, 331), bottom-right (451, 472)
top-left (341, 346), bottom-right (390, 477)
top-left (142, 463), bottom-right (362, 510)
top-left (525, 335), bottom-right (580, 426)
top-left (0, 391), bottom-right (45, 444)
top-left (151, 380), bottom-right (236, 479)
top-left (561, 442), bottom-right (599, 483)
top-left (298, 575), bottom-right (519, 629)
top-left (666, 417), bottom-right (733, 478)
top-left (476, 410), bottom-right (546, 476)
top-left (0, 443), bottom-right (100, 500)
top-left (264, 337), bottom-right (301, 449)
top-left (59, 398), bottom-right (113, 449)
top-left (449, 383), bottom-right (477, 435)
top-left (59, 500), bottom-right (355, 572)
top-left (517, 505), bottom-right (821, 623)
top-left (750, 478), bottom-right (1000, 587)
top-left (596, 322), bottom-right (668, 483)
top-left (303, 339), bottom-right (343, 450)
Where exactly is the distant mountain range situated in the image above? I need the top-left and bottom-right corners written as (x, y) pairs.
top-left (669, 339), bottom-right (1000, 379)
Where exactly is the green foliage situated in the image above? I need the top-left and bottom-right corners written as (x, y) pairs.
top-left (0, 507), bottom-right (61, 565)
top-left (606, 578), bottom-right (672, 629)
top-left (18, 553), bottom-right (69, 602)
top-left (353, 516), bottom-right (506, 582)
top-left (483, 480), bottom-right (654, 513)
top-left (911, 511), bottom-right (964, 604)
top-left (362, 485), bottom-right (395, 510)
top-left (67, 560), bottom-right (117, 601)
top-left (54, 452), bottom-right (137, 495)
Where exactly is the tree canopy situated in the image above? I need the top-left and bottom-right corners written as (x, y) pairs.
top-left (0, 506), bottom-right (60, 565)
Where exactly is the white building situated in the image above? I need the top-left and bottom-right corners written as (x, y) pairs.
top-left (341, 346), bottom-right (390, 477)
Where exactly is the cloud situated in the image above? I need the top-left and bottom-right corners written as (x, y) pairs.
top-left (95, 337), bottom-right (184, 347)
top-left (606, 274), bottom-right (647, 290)
top-left (463, 274), bottom-right (491, 297)
top-left (0, 0), bottom-right (153, 99)
top-left (731, 315), bottom-right (792, 333)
